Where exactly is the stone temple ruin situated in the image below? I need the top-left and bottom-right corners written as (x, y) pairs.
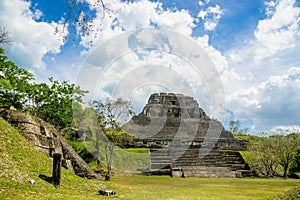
top-left (124, 93), bottom-right (252, 178)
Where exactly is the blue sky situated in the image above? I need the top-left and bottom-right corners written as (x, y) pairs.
top-left (1, 0), bottom-right (300, 133)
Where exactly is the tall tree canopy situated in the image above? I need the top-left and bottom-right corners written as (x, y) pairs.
top-left (0, 48), bottom-right (34, 109)
top-left (0, 48), bottom-right (87, 129)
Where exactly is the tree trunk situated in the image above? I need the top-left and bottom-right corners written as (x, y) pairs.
top-left (283, 165), bottom-right (288, 179)
top-left (95, 131), bottom-right (101, 167)
top-left (106, 144), bottom-right (115, 181)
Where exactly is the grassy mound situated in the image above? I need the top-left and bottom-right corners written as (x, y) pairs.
top-left (0, 117), bottom-right (105, 199)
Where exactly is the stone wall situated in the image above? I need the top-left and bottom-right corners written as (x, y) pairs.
top-left (0, 108), bottom-right (100, 179)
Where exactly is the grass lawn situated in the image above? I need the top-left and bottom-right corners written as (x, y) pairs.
top-left (105, 175), bottom-right (300, 200)
top-left (1, 175), bottom-right (300, 200)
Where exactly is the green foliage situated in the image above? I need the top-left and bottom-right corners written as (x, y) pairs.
top-left (105, 129), bottom-right (135, 148)
top-left (0, 48), bottom-right (87, 129)
top-left (247, 136), bottom-right (279, 177)
top-left (27, 77), bottom-right (87, 129)
top-left (247, 133), bottom-right (300, 178)
top-left (289, 149), bottom-right (300, 174)
top-left (0, 48), bottom-right (34, 109)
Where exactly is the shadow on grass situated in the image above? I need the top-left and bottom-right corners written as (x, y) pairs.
top-left (38, 174), bottom-right (52, 184)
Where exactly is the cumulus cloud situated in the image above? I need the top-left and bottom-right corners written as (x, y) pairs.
top-left (0, 0), bottom-right (66, 69)
top-left (197, 4), bottom-right (224, 31)
top-left (77, 0), bottom-right (241, 121)
top-left (227, 67), bottom-right (300, 130)
top-left (222, 0), bottom-right (300, 131)
top-left (254, 0), bottom-right (300, 61)
top-left (78, 29), bottom-right (226, 118)
top-left (81, 0), bottom-right (195, 48)
top-left (75, 0), bottom-right (238, 121)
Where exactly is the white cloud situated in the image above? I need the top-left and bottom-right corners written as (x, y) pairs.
top-left (254, 0), bottom-right (300, 61)
top-left (194, 35), bottom-right (242, 86)
top-left (81, 0), bottom-right (195, 48)
top-left (79, 30), bottom-right (221, 113)
top-left (77, 0), bottom-right (237, 121)
top-left (198, 1), bottom-right (205, 7)
top-left (0, 0), bottom-right (66, 69)
top-left (197, 4), bottom-right (224, 31)
top-left (222, 0), bottom-right (300, 132)
top-left (227, 67), bottom-right (300, 130)
top-left (271, 125), bottom-right (300, 134)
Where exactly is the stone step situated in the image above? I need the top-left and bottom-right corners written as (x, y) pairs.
top-left (172, 166), bottom-right (237, 178)
top-left (227, 164), bottom-right (247, 170)
top-left (173, 160), bottom-right (228, 165)
top-left (151, 160), bottom-right (172, 164)
top-left (238, 170), bottom-right (254, 177)
top-left (170, 153), bottom-right (223, 158)
top-left (225, 160), bottom-right (245, 164)
top-left (173, 160), bottom-right (225, 164)
top-left (151, 163), bottom-right (171, 170)
top-left (144, 169), bottom-right (171, 176)
top-left (173, 163), bottom-right (227, 168)
top-left (150, 155), bottom-right (171, 159)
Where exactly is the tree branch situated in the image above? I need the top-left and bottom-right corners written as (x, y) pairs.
top-left (0, 27), bottom-right (12, 45)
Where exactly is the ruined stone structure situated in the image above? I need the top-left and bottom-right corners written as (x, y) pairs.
top-left (0, 108), bottom-right (100, 179)
top-left (125, 93), bottom-right (252, 178)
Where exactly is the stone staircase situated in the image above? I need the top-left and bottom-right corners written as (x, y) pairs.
top-left (170, 145), bottom-right (235, 178)
top-left (148, 149), bottom-right (172, 175)
top-left (148, 144), bottom-right (253, 178)
top-left (222, 151), bottom-right (253, 177)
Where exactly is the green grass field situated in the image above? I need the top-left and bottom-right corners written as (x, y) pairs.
top-left (1, 174), bottom-right (300, 200)
top-left (1, 116), bottom-right (300, 200)
top-left (106, 176), bottom-right (300, 200)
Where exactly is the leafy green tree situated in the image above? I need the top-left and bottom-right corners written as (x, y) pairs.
top-left (92, 98), bottom-right (134, 181)
top-left (30, 77), bottom-right (88, 129)
top-left (247, 133), bottom-right (300, 178)
top-left (26, 82), bottom-right (51, 115)
top-left (289, 149), bottom-right (300, 175)
top-left (274, 133), bottom-right (300, 178)
top-left (0, 48), bottom-right (34, 109)
top-left (247, 135), bottom-right (279, 177)
top-left (0, 48), bottom-right (87, 129)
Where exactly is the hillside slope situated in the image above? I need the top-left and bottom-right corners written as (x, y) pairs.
top-left (0, 117), bottom-right (105, 199)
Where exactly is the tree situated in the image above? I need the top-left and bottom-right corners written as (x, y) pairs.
top-left (229, 120), bottom-right (249, 136)
top-left (0, 27), bottom-right (12, 45)
top-left (247, 135), bottom-right (279, 177)
top-left (247, 133), bottom-right (300, 178)
top-left (28, 77), bottom-right (88, 129)
top-left (0, 48), bottom-right (34, 109)
top-left (55, 0), bottom-right (110, 43)
top-left (92, 98), bottom-right (134, 181)
top-left (0, 48), bottom-right (87, 128)
top-left (274, 133), bottom-right (300, 178)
